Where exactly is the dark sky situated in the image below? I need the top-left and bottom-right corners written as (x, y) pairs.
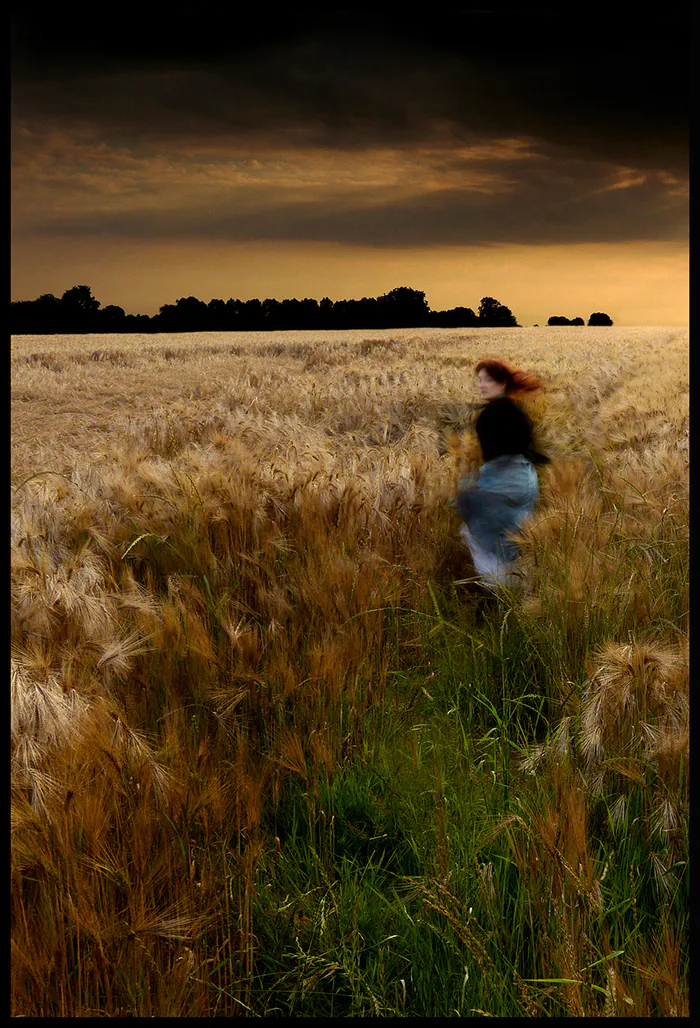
top-left (11, 4), bottom-right (689, 323)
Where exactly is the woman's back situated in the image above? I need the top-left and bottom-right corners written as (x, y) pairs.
top-left (475, 395), bottom-right (534, 463)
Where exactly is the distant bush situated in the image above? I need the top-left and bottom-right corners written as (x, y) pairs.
top-left (588, 312), bottom-right (613, 326)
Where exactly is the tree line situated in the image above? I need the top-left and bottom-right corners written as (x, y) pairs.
top-left (546, 313), bottom-right (613, 326)
top-left (10, 286), bottom-right (522, 334)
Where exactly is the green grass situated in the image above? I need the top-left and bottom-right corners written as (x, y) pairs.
top-left (240, 567), bottom-right (688, 1018)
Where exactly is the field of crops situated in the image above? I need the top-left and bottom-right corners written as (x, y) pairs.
top-left (11, 326), bottom-right (688, 1016)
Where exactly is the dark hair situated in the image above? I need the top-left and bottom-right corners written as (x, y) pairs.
top-left (474, 357), bottom-right (542, 397)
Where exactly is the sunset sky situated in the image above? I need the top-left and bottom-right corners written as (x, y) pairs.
top-left (11, 5), bottom-right (688, 326)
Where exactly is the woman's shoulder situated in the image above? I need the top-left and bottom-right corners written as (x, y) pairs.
top-left (479, 395), bottom-right (516, 413)
top-left (478, 394), bottom-right (546, 423)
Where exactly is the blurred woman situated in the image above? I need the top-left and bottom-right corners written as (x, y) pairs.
top-left (455, 358), bottom-right (549, 588)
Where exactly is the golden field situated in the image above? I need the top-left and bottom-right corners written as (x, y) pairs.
top-left (11, 326), bottom-right (688, 1016)
top-left (10, 325), bottom-right (689, 485)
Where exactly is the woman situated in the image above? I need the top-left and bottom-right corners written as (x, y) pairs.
top-left (455, 358), bottom-right (549, 589)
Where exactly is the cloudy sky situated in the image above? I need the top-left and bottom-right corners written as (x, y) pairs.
top-left (11, 5), bottom-right (688, 325)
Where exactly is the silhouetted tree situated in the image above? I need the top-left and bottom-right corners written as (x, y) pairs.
top-left (223, 299), bottom-right (245, 330)
top-left (123, 313), bottom-right (153, 331)
top-left (12, 285), bottom-right (521, 333)
top-left (298, 298), bottom-right (320, 328)
top-left (478, 296), bottom-right (519, 327)
top-left (430, 306), bottom-right (479, 327)
top-left (156, 296), bottom-right (208, 331)
top-left (331, 299), bottom-right (351, 329)
top-left (48, 285), bottom-right (101, 331)
top-left (177, 296), bottom-right (208, 330)
top-left (588, 312), bottom-right (613, 326)
top-left (377, 286), bottom-right (430, 328)
top-left (259, 298), bottom-right (279, 329)
top-left (58, 285), bottom-right (100, 331)
top-left (60, 284), bottom-right (100, 313)
top-left (154, 303), bottom-right (176, 331)
top-left (207, 298), bottom-right (227, 330)
top-left (99, 305), bottom-right (127, 330)
top-left (12, 287), bottom-right (154, 333)
top-left (357, 296), bottom-right (380, 327)
top-left (318, 297), bottom-right (334, 329)
top-left (11, 293), bottom-right (60, 334)
top-left (548, 314), bottom-right (586, 326)
top-left (242, 298), bottom-right (263, 330)
top-left (36, 293), bottom-right (60, 314)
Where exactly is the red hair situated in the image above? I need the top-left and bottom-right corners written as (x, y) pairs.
top-left (474, 358), bottom-right (542, 396)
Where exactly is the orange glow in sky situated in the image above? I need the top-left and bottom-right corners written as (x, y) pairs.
top-left (11, 236), bottom-right (688, 327)
top-left (11, 11), bottom-right (688, 326)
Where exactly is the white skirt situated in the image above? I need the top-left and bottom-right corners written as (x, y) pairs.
top-left (459, 523), bottom-right (519, 589)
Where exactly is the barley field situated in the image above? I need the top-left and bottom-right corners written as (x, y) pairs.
top-left (11, 326), bottom-right (688, 1016)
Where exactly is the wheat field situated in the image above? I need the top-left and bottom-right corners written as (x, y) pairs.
top-left (11, 326), bottom-right (688, 1016)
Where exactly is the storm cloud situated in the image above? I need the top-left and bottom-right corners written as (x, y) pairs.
top-left (12, 7), bottom-right (688, 168)
top-left (13, 131), bottom-right (686, 249)
top-left (10, 4), bottom-right (689, 321)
